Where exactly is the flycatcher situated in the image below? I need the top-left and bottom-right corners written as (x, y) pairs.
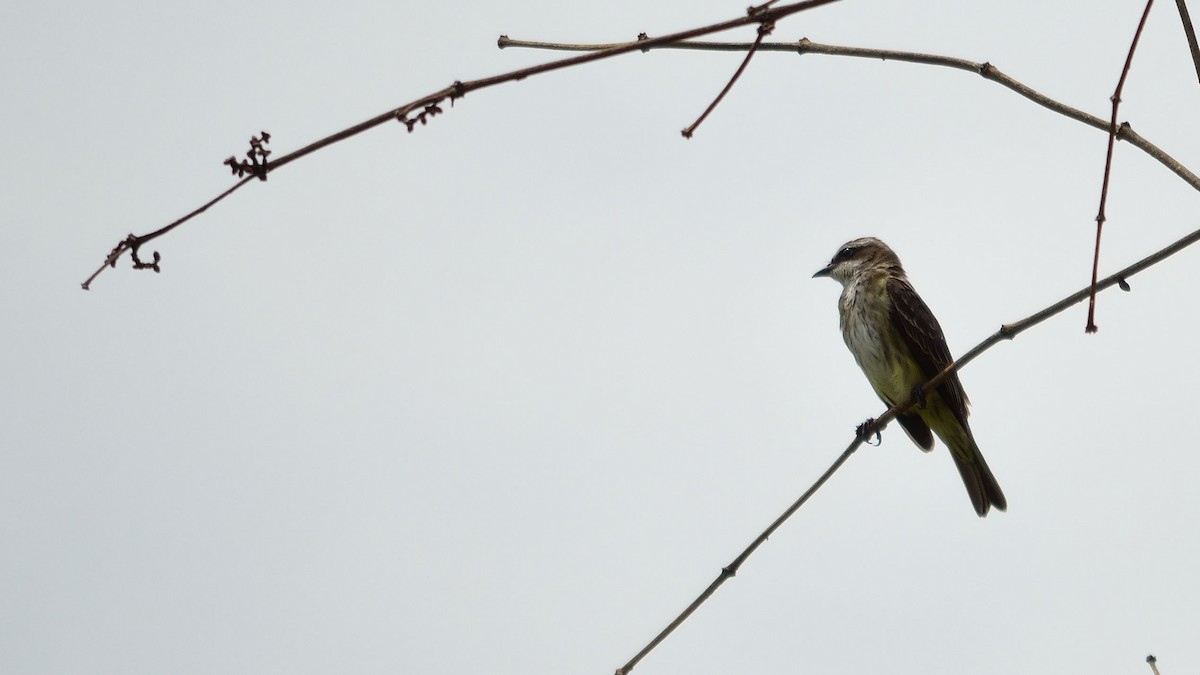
top-left (813, 237), bottom-right (1006, 517)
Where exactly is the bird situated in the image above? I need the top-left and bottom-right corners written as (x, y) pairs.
top-left (813, 237), bottom-right (1006, 517)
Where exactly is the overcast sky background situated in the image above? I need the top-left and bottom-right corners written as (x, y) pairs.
top-left (3, 1), bottom-right (1199, 674)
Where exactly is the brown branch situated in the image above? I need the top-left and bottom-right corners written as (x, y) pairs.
top-left (80, 0), bottom-right (842, 290)
top-left (1087, 0), bottom-right (1156, 333)
top-left (500, 37), bottom-right (1200, 194)
top-left (80, 176), bottom-right (256, 290)
top-left (614, 222), bottom-right (1200, 674)
top-left (1177, 0), bottom-right (1200, 83)
top-left (682, 20), bottom-right (774, 138)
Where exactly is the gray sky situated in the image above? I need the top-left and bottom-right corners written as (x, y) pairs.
top-left (3, 1), bottom-right (1199, 674)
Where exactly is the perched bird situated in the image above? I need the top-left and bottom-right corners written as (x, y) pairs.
top-left (813, 237), bottom-right (1006, 517)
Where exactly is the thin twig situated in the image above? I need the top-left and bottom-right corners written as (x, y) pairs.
top-left (614, 439), bottom-right (857, 675)
top-left (80, 177), bottom-right (255, 290)
top-left (500, 37), bottom-right (1200, 194)
top-left (80, 0), bottom-right (841, 290)
top-left (1176, 0), bottom-right (1200, 83)
top-left (614, 222), bottom-right (1200, 675)
top-left (682, 21), bottom-right (775, 138)
top-left (1147, 654), bottom-right (1162, 675)
top-left (1087, 0), bottom-right (1155, 333)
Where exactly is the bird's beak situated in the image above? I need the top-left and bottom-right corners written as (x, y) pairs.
top-left (812, 265), bottom-right (833, 279)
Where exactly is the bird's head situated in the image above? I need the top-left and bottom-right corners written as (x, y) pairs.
top-left (812, 237), bottom-right (903, 284)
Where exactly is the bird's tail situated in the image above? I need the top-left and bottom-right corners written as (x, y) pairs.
top-left (928, 407), bottom-right (1007, 517)
top-left (948, 431), bottom-right (1007, 517)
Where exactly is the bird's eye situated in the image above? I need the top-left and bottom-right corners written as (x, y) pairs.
top-left (833, 247), bottom-right (856, 263)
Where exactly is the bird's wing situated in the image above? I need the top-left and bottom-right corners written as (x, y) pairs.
top-left (886, 276), bottom-right (970, 428)
top-left (895, 411), bottom-right (935, 451)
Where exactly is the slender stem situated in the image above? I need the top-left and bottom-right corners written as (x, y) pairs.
top-left (1176, 0), bottom-right (1200, 84)
top-left (681, 22), bottom-right (773, 138)
top-left (1087, 0), bottom-right (1156, 333)
top-left (614, 442), bottom-right (858, 675)
top-left (80, 177), bottom-right (255, 290)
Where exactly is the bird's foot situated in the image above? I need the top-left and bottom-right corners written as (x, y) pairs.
top-left (856, 418), bottom-right (883, 446)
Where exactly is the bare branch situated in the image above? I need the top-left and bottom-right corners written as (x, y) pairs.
top-left (80, 0), bottom-right (842, 290)
top-left (615, 222), bottom-right (1200, 674)
top-left (682, 20), bottom-right (775, 138)
top-left (500, 36), bottom-right (1200, 194)
top-left (1087, 0), bottom-right (1156, 333)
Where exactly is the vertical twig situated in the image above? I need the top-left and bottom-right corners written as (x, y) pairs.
top-left (1087, 0), bottom-right (1156, 332)
top-left (1175, 0), bottom-right (1200, 83)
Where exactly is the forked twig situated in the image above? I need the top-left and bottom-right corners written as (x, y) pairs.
top-left (615, 222), bottom-right (1200, 675)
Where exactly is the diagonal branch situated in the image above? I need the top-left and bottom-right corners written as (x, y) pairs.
top-left (614, 221), bottom-right (1200, 675)
top-left (499, 36), bottom-right (1200, 194)
top-left (1177, 0), bottom-right (1200, 84)
top-left (682, 20), bottom-right (775, 138)
top-left (80, 0), bottom-right (842, 290)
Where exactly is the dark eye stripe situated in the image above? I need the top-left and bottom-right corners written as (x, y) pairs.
top-left (833, 247), bottom-right (856, 263)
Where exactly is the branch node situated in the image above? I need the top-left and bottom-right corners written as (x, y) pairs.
top-left (109, 236), bottom-right (133, 268)
top-left (637, 32), bottom-right (651, 53)
top-left (746, 0), bottom-right (781, 19)
top-left (496, 34), bottom-right (510, 49)
top-left (397, 101), bottom-right (447, 133)
top-left (222, 131), bottom-right (272, 181)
